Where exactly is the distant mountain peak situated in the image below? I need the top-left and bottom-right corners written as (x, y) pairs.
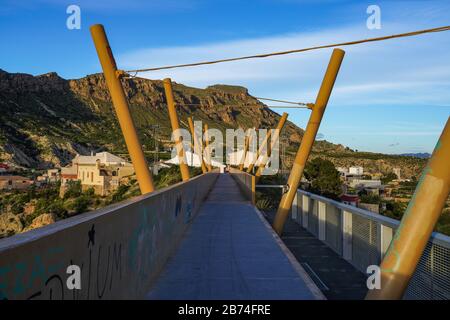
top-left (399, 153), bottom-right (431, 159)
top-left (37, 71), bottom-right (61, 79)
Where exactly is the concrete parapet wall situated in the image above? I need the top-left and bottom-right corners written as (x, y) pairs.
top-left (0, 172), bottom-right (219, 300)
top-left (229, 168), bottom-right (255, 204)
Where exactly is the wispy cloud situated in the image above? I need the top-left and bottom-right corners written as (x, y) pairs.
top-left (389, 142), bottom-right (400, 147)
top-left (119, 20), bottom-right (450, 107)
top-left (116, 1), bottom-right (450, 153)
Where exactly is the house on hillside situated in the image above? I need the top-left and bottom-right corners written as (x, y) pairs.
top-left (393, 167), bottom-right (401, 180)
top-left (0, 176), bottom-right (34, 190)
top-left (349, 166), bottom-right (364, 175)
top-left (60, 152), bottom-right (135, 196)
top-left (36, 168), bottom-right (60, 185)
top-left (336, 167), bottom-right (349, 181)
top-left (348, 179), bottom-right (382, 190)
top-left (0, 163), bottom-right (10, 174)
top-left (340, 194), bottom-right (359, 207)
top-left (61, 166), bottom-right (78, 186)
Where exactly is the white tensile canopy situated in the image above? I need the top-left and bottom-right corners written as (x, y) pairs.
top-left (227, 150), bottom-right (262, 168)
top-left (164, 151), bottom-right (225, 168)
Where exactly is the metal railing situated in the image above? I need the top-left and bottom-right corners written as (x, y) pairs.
top-left (229, 168), bottom-right (255, 204)
top-left (291, 189), bottom-right (450, 300)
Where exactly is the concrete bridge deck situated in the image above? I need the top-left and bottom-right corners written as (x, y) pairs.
top-left (147, 174), bottom-right (323, 300)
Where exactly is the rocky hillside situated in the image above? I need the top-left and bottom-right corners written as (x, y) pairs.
top-left (0, 69), bottom-right (426, 177)
top-left (0, 69), bottom-right (305, 167)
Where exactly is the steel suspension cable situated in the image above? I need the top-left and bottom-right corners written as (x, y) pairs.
top-left (123, 25), bottom-right (450, 74)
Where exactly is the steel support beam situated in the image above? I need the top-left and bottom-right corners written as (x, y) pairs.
top-left (255, 112), bottom-right (288, 180)
top-left (247, 129), bottom-right (271, 174)
top-left (163, 78), bottom-right (190, 181)
top-left (188, 117), bottom-right (207, 173)
top-left (239, 134), bottom-right (250, 171)
top-left (366, 117), bottom-right (450, 300)
top-left (90, 24), bottom-right (155, 194)
top-left (273, 49), bottom-right (345, 235)
top-left (204, 123), bottom-right (213, 171)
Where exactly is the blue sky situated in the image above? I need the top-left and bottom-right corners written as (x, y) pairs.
top-left (1, 0), bottom-right (449, 154)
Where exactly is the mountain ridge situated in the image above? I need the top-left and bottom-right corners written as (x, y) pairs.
top-left (0, 69), bottom-right (426, 178)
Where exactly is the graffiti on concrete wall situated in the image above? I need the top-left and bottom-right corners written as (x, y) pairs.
top-left (0, 173), bottom-right (218, 299)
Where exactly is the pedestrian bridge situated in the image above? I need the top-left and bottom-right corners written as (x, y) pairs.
top-left (0, 170), bottom-right (324, 300)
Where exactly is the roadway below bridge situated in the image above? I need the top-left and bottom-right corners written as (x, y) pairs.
top-left (147, 174), bottom-right (324, 300)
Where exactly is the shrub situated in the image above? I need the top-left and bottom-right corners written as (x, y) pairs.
top-left (304, 158), bottom-right (342, 199)
top-left (67, 196), bottom-right (90, 214)
top-left (256, 198), bottom-right (273, 211)
top-left (84, 187), bottom-right (95, 197)
top-left (63, 180), bottom-right (82, 199)
top-left (359, 194), bottom-right (381, 204)
top-left (46, 200), bottom-right (68, 219)
top-left (111, 184), bottom-right (130, 203)
top-left (10, 202), bottom-right (24, 215)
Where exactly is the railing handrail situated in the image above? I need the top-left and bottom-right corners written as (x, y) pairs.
top-left (296, 188), bottom-right (450, 249)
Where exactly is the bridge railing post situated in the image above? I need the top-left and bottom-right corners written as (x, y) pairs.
top-left (251, 175), bottom-right (256, 205)
top-left (90, 24), bottom-right (155, 194)
top-left (302, 194), bottom-right (309, 229)
top-left (342, 210), bottom-right (353, 262)
top-left (378, 224), bottom-right (393, 260)
top-left (291, 191), bottom-right (298, 221)
top-left (294, 191), bottom-right (303, 225)
top-left (318, 201), bottom-right (327, 241)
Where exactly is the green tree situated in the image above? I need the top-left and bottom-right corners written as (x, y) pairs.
top-left (46, 200), bottom-right (68, 219)
top-left (67, 195), bottom-right (90, 214)
top-left (63, 180), bottom-right (82, 199)
top-left (359, 194), bottom-right (381, 204)
top-left (111, 184), bottom-right (130, 203)
top-left (84, 187), bottom-right (95, 197)
top-left (304, 158), bottom-right (342, 199)
top-left (382, 172), bottom-right (398, 184)
top-left (383, 201), bottom-right (407, 220)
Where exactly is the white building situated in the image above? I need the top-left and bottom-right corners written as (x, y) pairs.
top-left (349, 179), bottom-right (382, 189)
top-left (336, 167), bottom-right (349, 179)
top-left (61, 152), bottom-right (135, 196)
top-left (393, 167), bottom-right (401, 179)
top-left (349, 166), bottom-right (364, 175)
top-left (336, 167), bottom-right (348, 174)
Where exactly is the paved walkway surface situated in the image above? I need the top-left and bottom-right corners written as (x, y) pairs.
top-left (265, 211), bottom-right (368, 300)
top-left (147, 174), bottom-right (322, 300)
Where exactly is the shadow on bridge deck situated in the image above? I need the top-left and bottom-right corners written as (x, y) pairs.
top-left (264, 211), bottom-right (368, 300)
top-left (147, 174), bottom-right (324, 300)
